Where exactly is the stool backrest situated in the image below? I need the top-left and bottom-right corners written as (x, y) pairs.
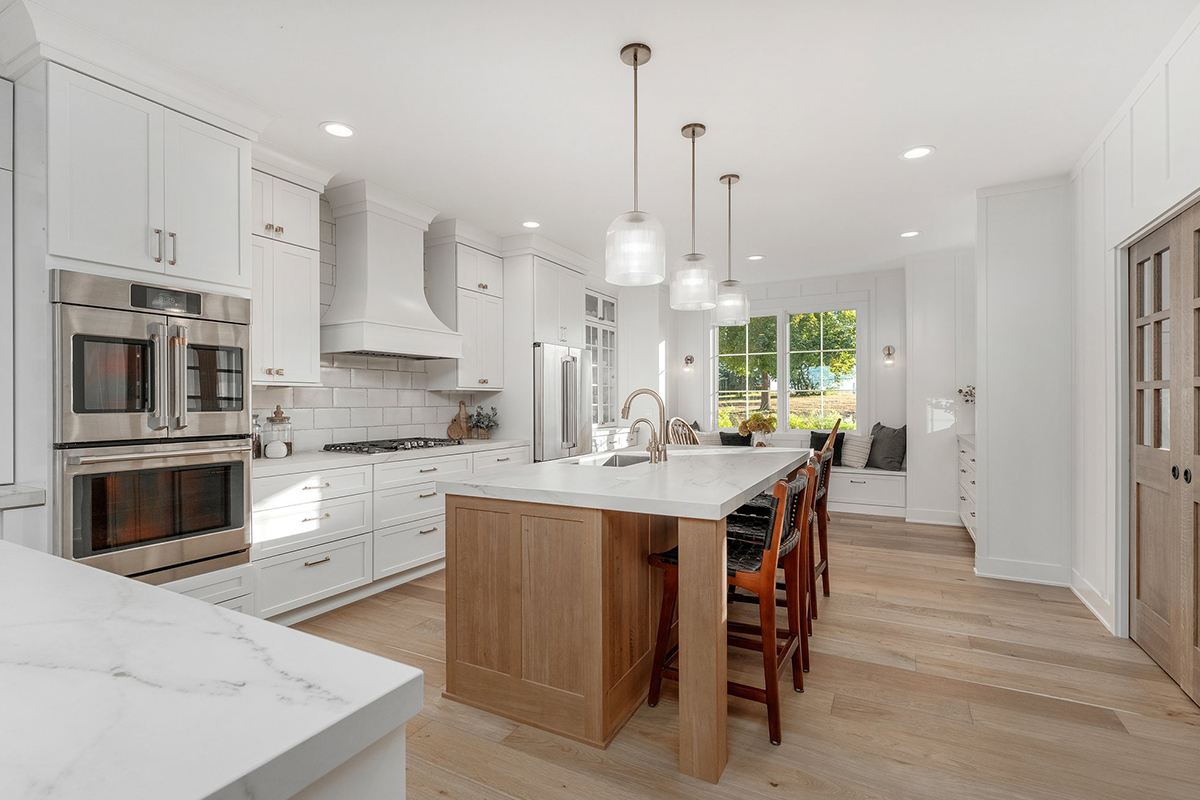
top-left (759, 465), bottom-right (817, 575)
top-left (812, 417), bottom-right (841, 496)
top-left (666, 417), bottom-right (700, 445)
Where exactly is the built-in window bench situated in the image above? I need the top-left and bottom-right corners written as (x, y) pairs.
top-left (827, 466), bottom-right (907, 517)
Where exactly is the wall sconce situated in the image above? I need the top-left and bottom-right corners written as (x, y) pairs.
top-left (882, 345), bottom-right (895, 366)
top-left (683, 354), bottom-right (695, 372)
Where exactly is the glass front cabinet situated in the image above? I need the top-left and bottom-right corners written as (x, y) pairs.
top-left (584, 289), bottom-right (618, 427)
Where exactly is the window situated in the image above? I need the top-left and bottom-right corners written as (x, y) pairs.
top-left (717, 315), bottom-right (778, 429)
top-left (585, 290), bottom-right (618, 426)
top-left (716, 309), bottom-right (858, 432)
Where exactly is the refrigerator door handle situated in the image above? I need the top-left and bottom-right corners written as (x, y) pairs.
top-left (561, 356), bottom-right (575, 449)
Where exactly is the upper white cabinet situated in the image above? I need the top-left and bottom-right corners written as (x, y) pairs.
top-left (426, 240), bottom-right (505, 391)
top-left (533, 256), bottom-right (584, 345)
top-left (252, 238), bottom-right (321, 385)
top-left (252, 169), bottom-right (320, 251)
top-left (454, 244), bottom-right (503, 297)
top-left (44, 64), bottom-right (250, 289)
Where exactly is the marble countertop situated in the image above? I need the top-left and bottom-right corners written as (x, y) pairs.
top-left (0, 483), bottom-right (45, 511)
top-left (252, 438), bottom-right (530, 478)
top-left (0, 541), bottom-right (423, 800)
top-left (437, 445), bottom-right (814, 520)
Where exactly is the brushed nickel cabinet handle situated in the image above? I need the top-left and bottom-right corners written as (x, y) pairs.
top-left (850, 479), bottom-right (866, 484)
top-left (970, 480), bottom-right (976, 485)
top-left (970, 512), bottom-right (976, 517)
top-left (970, 458), bottom-right (975, 463)
top-left (303, 556), bottom-right (331, 567)
top-left (168, 232), bottom-right (178, 265)
top-left (419, 467), bottom-right (438, 473)
top-left (265, 223), bottom-right (274, 233)
top-left (276, 368), bottom-right (285, 376)
top-left (302, 482), bottom-right (332, 490)
top-left (154, 228), bottom-right (164, 262)
top-left (302, 513), bottom-right (331, 523)
top-left (960, 495), bottom-right (966, 501)
top-left (497, 457), bottom-right (510, 462)
top-left (478, 282), bottom-right (488, 290)
top-left (960, 468), bottom-right (967, 473)
top-left (418, 526), bottom-right (439, 535)
top-left (419, 491), bottom-right (438, 499)
top-left (276, 225), bottom-right (284, 235)
top-left (960, 449), bottom-right (966, 454)
top-left (479, 378), bottom-right (487, 384)
top-left (265, 367), bottom-right (274, 375)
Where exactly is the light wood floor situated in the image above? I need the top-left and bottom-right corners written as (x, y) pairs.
top-left (296, 514), bottom-right (1200, 799)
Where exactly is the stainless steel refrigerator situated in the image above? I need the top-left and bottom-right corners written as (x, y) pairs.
top-left (533, 342), bottom-right (593, 462)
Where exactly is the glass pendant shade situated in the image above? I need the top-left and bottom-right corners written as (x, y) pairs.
top-left (714, 279), bottom-right (749, 326)
top-left (605, 211), bottom-right (666, 286)
top-left (669, 252), bottom-right (717, 310)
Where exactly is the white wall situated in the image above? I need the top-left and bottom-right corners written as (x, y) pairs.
top-left (1067, 3), bottom-right (1200, 633)
top-left (905, 250), bottom-right (973, 525)
top-left (976, 180), bottom-right (1073, 586)
top-left (618, 284), bottom-right (673, 436)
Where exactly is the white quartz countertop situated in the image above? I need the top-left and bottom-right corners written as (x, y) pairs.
top-left (252, 438), bottom-right (530, 478)
top-left (0, 483), bottom-right (46, 511)
top-left (437, 445), bottom-right (814, 520)
top-left (0, 541), bottom-right (423, 800)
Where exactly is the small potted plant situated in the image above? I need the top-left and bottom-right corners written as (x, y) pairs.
top-left (739, 412), bottom-right (777, 447)
top-left (470, 406), bottom-right (499, 439)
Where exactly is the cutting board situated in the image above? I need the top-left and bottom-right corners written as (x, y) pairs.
top-left (447, 400), bottom-right (468, 440)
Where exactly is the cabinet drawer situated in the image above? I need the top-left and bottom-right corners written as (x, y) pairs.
top-left (829, 471), bottom-right (906, 507)
top-left (473, 446), bottom-right (530, 475)
top-left (215, 594), bottom-right (256, 616)
top-left (374, 516), bottom-right (446, 580)
top-left (252, 493), bottom-right (373, 560)
top-left (374, 453), bottom-right (473, 490)
top-left (160, 563), bottom-right (255, 605)
top-left (375, 481), bottom-right (443, 529)
top-left (958, 466), bottom-right (978, 495)
top-left (255, 534), bottom-right (373, 618)
top-left (253, 464), bottom-right (372, 511)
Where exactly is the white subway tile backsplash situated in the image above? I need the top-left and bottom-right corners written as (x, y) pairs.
top-left (332, 388), bottom-right (368, 407)
top-left (367, 357), bottom-right (398, 371)
top-left (397, 424), bottom-right (427, 438)
top-left (410, 373), bottom-right (428, 390)
top-left (252, 386), bottom-right (292, 409)
top-left (367, 389), bottom-right (398, 407)
top-left (313, 407), bottom-right (351, 428)
top-left (350, 369), bottom-right (383, 388)
top-left (350, 407), bottom-right (383, 427)
top-left (293, 429), bottom-right (333, 452)
top-left (287, 408), bottom-right (315, 430)
top-left (411, 407), bottom-right (437, 424)
top-left (383, 371), bottom-right (411, 389)
top-left (396, 390), bottom-right (426, 406)
top-left (366, 426), bottom-right (399, 439)
top-left (330, 427), bottom-right (368, 442)
top-left (294, 387), bottom-right (334, 407)
top-left (437, 406), bottom-right (460, 424)
top-left (333, 354), bottom-right (370, 370)
top-left (320, 367), bottom-right (351, 388)
top-left (383, 407), bottom-right (412, 425)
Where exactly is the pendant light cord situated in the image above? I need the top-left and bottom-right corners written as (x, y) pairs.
top-left (727, 178), bottom-right (733, 281)
top-left (691, 132), bottom-right (696, 254)
top-left (633, 59), bottom-right (639, 212)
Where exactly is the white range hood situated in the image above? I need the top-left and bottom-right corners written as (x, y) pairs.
top-left (320, 181), bottom-right (462, 360)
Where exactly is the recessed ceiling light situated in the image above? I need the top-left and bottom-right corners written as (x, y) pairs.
top-left (746, 254), bottom-right (764, 261)
top-left (321, 121), bottom-right (356, 138)
top-left (522, 221), bottom-right (540, 228)
top-left (900, 230), bottom-right (921, 238)
top-left (901, 145), bottom-right (935, 160)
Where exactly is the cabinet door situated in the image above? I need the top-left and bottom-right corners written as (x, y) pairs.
top-left (455, 289), bottom-right (481, 388)
top-left (476, 251), bottom-right (504, 298)
top-left (250, 170), bottom-right (273, 239)
top-left (533, 257), bottom-right (561, 342)
top-left (480, 294), bottom-right (503, 388)
top-left (164, 110), bottom-right (250, 287)
top-left (454, 243), bottom-right (480, 292)
top-left (271, 243), bottom-right (321, 384)
top-left (559, 267), bottom-right (585, 345)
top-left (271, 178), bottom-right (320, 250)
top-left (250, 237), bottom-right (275, 384)
top-left (47, 65), bottom-right (165, 272)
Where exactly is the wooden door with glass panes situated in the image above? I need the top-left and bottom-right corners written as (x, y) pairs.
top-left (1128, 205), bottom-right (1200, 704)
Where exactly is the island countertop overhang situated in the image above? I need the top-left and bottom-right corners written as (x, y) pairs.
top-left (436, 446), bottom-right (815, 520)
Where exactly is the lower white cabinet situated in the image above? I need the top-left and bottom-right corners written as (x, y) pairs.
top-left (829, 468), bottom-right (907, 508)
top-left (215, 594), bottom-right (257, 615)
top-left (255, 533), bottom-right (374, 618)
top-left (473, 445), bottom-right (530, 474)
top-left (374, 481), bottom-right (444, 529)
top-left (958, 436), bottom-right (978, 541)
top-left (251, 492), bottom-right (374, 560)
top-left (374, 517), bottom-right (446, 580)
top-left (160, 562), bottom-right (255, 614)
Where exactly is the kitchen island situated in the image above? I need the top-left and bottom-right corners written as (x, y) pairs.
top-left (0, 540), bottom-right (422, 800)
top-left (436, 445), bottom-right (813, 784)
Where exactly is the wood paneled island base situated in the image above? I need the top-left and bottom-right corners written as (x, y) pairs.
top-left (444, 495), bottom-right (679, 750)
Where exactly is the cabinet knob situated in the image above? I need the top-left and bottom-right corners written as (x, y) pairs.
top-left (478, 378), bottom-right (487, 384)
top-left (478, 282), bottom-right (488, 290)
top-left (960, 495), bottom-right (966, 501)
top-left (276, 368), bottom-right (285, 376)
top-left (960, 468), bottom-right (967, 473)
top-left (275, 225), bottom-right (284, 235)
top-left (265, 223), bottom-right (274, 232)
top-left (970, 512), bottom-right (976, 517)
top-left (265, 368), bottom-right (274, 375)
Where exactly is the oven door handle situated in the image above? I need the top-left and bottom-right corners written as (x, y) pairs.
top-left (149, 322), bottom-right (170, 431)
top-left (68, 445), bottom-right (251, 465)
top-left (172, 325), bottom-right (189, 430)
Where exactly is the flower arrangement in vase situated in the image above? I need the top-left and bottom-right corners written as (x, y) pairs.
top-left (739, 412), bottom-right (777, 447)
top-left (470, 406), bottom-right (499, 439)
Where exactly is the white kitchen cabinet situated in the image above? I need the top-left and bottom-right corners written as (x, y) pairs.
top-left (160, 562), bottom-right (256, 606)
top-left (252, 238), bottom-right (321, 385)
top-left (454, 243), bottom-right (503, 297)
top-left (252, 169), bottom-right (320, 251)
top-left (374, 517), bottom-right (446, 580)
top-left (44, 64), bottom-right (250, 288)
top-left (533, 256), bottom-right (584, 344)
top-left (427, 289), bottom-right (503, 390)
top-left (255, 533), bottom-right (374, 618)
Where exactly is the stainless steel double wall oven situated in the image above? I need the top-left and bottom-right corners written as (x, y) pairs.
top-left (53, 271), bottom-right (253, 583)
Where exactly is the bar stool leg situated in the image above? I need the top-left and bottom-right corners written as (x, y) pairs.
top-left (808, 521), bottom-right (819, 621)
top-left (818, 503), bottom-right (831, 597)
top-left (782, 547), bottom-right (806, 688)
top-left (758, 594), bottom-right (782, 745)
top-left (648, 568), bottom-right (678, 708)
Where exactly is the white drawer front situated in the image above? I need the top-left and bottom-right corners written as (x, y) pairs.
top-left (830, 472), bottom-right (906, 507)
top-left (215, 594), bottom-right (256, 616)
top-left (374, 516), bottom-right (446, 580)
top-left (375, 481), bottom-right (443, 529)
top-left (256, 534), bottom-right (373, 618)
top-left (374, 453), bottom-right (473, 491)
top-left (473, 446), bottom-right (530, 475)
top-left (161, 563), bottom-right (255, 605)
top-left (252, 493), bottom-right (373, 560)
top-left (253, 464), bottom-right (373, 512)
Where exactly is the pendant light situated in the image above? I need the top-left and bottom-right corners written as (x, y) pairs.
top-left (713, 174), bottom-right (749, 326)
top-left (605, 43), bottom-right (666, 287)
top-left (669, 123), bottom-right (718, 310)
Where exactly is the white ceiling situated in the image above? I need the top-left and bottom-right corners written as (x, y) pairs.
top-left (27, 0), bottom-right (1200, 282)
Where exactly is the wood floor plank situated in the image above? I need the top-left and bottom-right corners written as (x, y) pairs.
top-left (297, 513), bottom-right (1200, 799)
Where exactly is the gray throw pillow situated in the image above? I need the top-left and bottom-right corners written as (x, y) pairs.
top-left (866, 423), bottom-right (906, 470)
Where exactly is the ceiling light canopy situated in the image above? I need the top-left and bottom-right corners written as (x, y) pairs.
top-left (900, 230), bottom-right (921, 238)
top-left (714, 174), bottom-right (749, 327)
top-left (901, 145), bottom-right (935, 159)
top-left (522, 221), bottom-right (540, 228)
top-left (605, 43), bottom-right (666, 287)
top-left (321, 121), bottom-right (356, 138)
top-left (670, 123), bottom-right (717, 311)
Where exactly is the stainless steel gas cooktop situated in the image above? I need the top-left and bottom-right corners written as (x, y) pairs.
top-left (323, 437), bottom-right (465, 455)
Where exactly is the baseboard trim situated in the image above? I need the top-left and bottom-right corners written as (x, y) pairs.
top-left (905, 508), bottom-right (961, 526)
top-left (827, 501), bottom-right (906, 518)
top-left (268, 558), bottom-right (445, 626)
top-left (1070, 570), bottom-right (1118, 635)
top-left (974, 556), bottom-right (1070, 586)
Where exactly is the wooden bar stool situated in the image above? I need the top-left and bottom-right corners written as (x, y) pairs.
top-left (809, 421), bottom-right (840, 618)
top-left (646, 465), bottom-right (817, 745)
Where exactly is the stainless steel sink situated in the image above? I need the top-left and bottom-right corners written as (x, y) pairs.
top-left (571, 452), bottom-right (651, 467)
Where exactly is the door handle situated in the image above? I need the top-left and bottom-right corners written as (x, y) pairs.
top-left (303, 556), bottom-right (331, 568)
top-left (265, 223), bottom-right (274, 233)
top-left (154, 228), bottom-right (164, 263)
top-left (302, 482), bottom-right (331, 490)
top-left (275, 225), bottom-right (284, 236)
top-left (419, 467), bottom-right (438, 473)
top-left (69, 444), bottom-right (251, 465)
top-left (168, 232), bottom-right (178, 266)
top-left (497, 457), bottom-right (510, 462)
top-left (418, 526), bottom-right (439, 535)
top-left (149, 322), bottom-right (169, 430)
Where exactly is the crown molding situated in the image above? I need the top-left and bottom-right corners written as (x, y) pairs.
top-left (252, 139), bottom-right (338, 192)
top-left (425, 219), bottom-right (503, 254)
top-left (325, 180), bottom-right (440, 230)
top-left (0, 0), bottom-right (270, 139)
top-left (500, 233), bottom-right (599, 276)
